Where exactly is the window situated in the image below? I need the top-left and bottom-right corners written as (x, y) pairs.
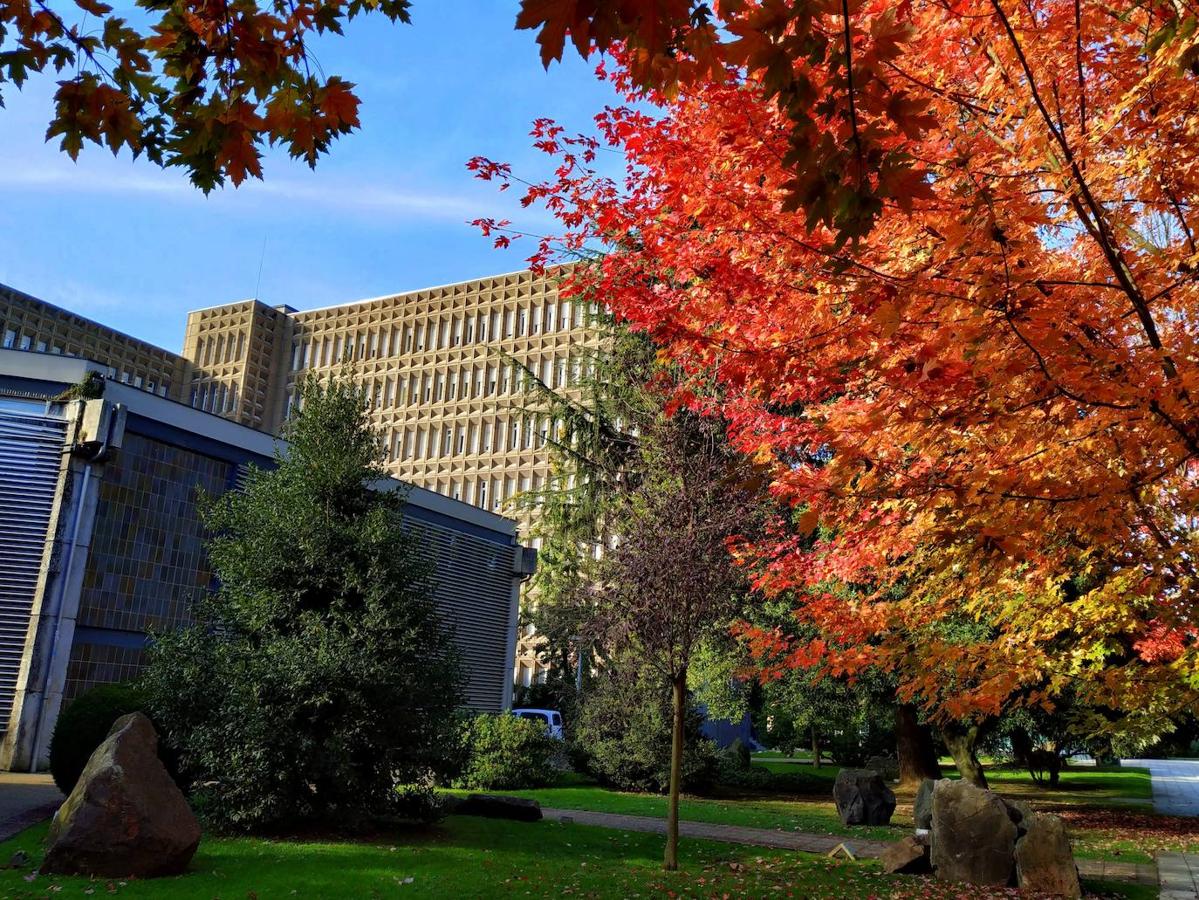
top-left (403, 430), bottom-right (414, 460)
top-left (559, 300), bottom-right (570, 331)
top-left (292, 342), bottom-right (302, 370)
top-left (423, 374), bottom-right (432, 403)
top-left (133, 375), bottom-right (143, 389)
top-left (415, 323), bottom-right (425, 351)
top-left (236, 332), bottom-right (245, 359)
top-left (35, 340), bottom-right (47, 352)
top-left (2, 329), bottom-right (16, 348)
top-left (517, 309), bottom-right (527, 336)
top-left (504, 310), bottom-right (514, 338)
top-left (19, 333), bottom-right (32, 350)
top-left (474, 367), bottom-right (484, 397)
top-left (439, 319), bottom-right (449, 349)
top-left (416, 428), bottom-right (426, 459)
top-left (477, 480), bottom-right (488, 509)
top-left (455, 425), bottom-right (465, 455)
top-left (490, 310), bottom-right (500, 340)
top-left (443, 426), bottom-right (452, 456)
top-left (545, 303), bottom-right (556, 332)
top-left (531, 305), bottom-right (541, 334)
top-left (510, 420), bottom-right (520, 450)
top-left (404, 325), bottom-right (414, 352)
top-left (468, 423), bottom-right (478, 454)
top-left (435, 373), bottom-right (444, 402)
top-left (487, 365), bottom-right (497, 395)
top-left (482, 422), bottom-right (492, 452)
top-left (370, 331), bottom-right (379, 358)
top-left (453, 318), bottom-right (462, 346)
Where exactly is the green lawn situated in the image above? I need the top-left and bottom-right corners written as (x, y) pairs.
top-left (447, 772), bottom-right (907, 842)
top-left (463, 762), bottom-right (1187, 867)
top-left (0, 817), bottom-right (1149, 899)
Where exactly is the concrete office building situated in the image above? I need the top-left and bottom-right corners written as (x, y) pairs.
top-left (1, 269), bottom-right (598, 690)
top-left (0, 349), bottom-right (533, 770)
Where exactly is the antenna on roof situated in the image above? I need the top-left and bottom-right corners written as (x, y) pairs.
top-left (254, 235), bottom-right (267, 302)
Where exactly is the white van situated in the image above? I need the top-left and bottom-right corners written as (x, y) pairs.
top-left (511, 708), bottom-right (564, 740)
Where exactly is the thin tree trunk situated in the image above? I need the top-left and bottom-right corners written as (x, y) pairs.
top-left (896, 704), bottom-right (942, 787)
top-left (811, 726), bottom-right (821, 768)
top-left (942, 723), bottom-right (988, 788)
top-left (664, 672), bottom-right (686, 871)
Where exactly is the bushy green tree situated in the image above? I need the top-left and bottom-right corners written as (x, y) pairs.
top-left (572, 658), bottom-right (718, 795)
top-left (142, 375), bottom-right (462, 833)
top-left (453, 714), bottom-right (557, 791)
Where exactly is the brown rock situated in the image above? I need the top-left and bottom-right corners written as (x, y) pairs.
top-left (929, 779), bottom-right (1016, 885)
top-left (41, 713), bottom-right (200, 878)
top-left (881, 835), bottom-right (931, 874)
top-left (1015, 812), bottom-right (1082, 898)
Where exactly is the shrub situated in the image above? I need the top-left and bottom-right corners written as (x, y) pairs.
top-left (49, 682), bottom-right (180, 794)
top-left (453, 713), bottom-right (557, 790)
top-left (573, 668), bottom-right (718, 794)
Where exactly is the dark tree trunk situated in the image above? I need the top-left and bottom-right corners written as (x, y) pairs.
top-left (664, 673), bottom-right (686, 871)
top-left (942, 722), bottom-right (988, 788)
top-left (811, 726), bottom-right (821, 768)
top-left (1009, 726), bottom-right (1034, 769)
top-left (896, 704), bottom-right (942, 787)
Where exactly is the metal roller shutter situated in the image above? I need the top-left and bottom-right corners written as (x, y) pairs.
top-left (412, 523), bottom-right (515, 711)
top-left (0, 409), bottom-right (66, 731)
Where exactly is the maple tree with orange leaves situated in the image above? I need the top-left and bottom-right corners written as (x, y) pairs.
top-left (472, 0), bottom-right (1199, 750)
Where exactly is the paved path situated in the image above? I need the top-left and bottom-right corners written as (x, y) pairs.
top-left (0, 774), bottom-right (61, 843)
top-left (1157, 852), bottom-right (1199, 899)
top-left (542, 808), bottom-right (891, 857)
top-left (1075, 858), bottom-right (1159, 887)
top-left (1123, 759), bottom-right (1199, 817)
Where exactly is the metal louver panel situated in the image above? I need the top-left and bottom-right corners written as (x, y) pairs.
top-left (411, 522), bottom-right (515, 712)
top-left (0, 410), bottom-right (66, 731)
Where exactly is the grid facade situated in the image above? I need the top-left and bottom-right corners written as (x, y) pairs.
top-left (0, 284), bottom-right (186, 398)
top-left (2, 270), bottom-right (595, 686)
top-left (181, 269), bottom-right (599, 685)
top-left (182, 300), bottom-right (294, 429)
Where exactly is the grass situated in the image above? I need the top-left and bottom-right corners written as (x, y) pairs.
top-left (460, 760), bottom-right (1187, 867)
top-left (447, 771), bottom-right (907, 842)
top-left (0, 817), bottom-right (1150, 899)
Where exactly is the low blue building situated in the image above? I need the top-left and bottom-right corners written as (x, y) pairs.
top-left (0, 349), bottom-right (534, 771)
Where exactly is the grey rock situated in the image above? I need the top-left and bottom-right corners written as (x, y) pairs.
top-left (864, 755), bottom-right (900, 780)
top-left (455, 793), bottom-right (542, 822)
top-left (913, 778), bottom-right (937, 830)
top-left (881, 834), bottom-right (931, 875)
top-left (833, 769), bottom-right (897, 826)
top-left (41, 713), bottom-right (200, 878)
top-left (1015, 812), bottom-right (1081, 898)
top-left (929, 779), bottom-right (1016, 885)
top-left (8, 850), bottom-right (28, 869)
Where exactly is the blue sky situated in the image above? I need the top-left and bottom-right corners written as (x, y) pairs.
top-left (0, 2), bottom-right (620, 352)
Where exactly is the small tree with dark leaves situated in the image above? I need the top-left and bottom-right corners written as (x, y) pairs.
top-left (594, 410), bottom-right (757, 871)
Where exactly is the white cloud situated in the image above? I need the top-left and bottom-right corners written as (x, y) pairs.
top-left (0, 155), bottom-right (550, 227)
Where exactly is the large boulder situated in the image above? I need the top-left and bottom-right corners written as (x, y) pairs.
top-left (881, 834), bottom-right (931, 875)
top-left (913, 778), bottom-right (936, 831)
top-left (1014, 812), bottom-right (1082, 898)
top-left (929, 779), bottom-right (1016, 885)
top-left (41, 713), bottom-right (200, 878)
top-left (833, 769), bottom-right (897, 826)
top-left (455, 794), bottom-right (542, 822)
